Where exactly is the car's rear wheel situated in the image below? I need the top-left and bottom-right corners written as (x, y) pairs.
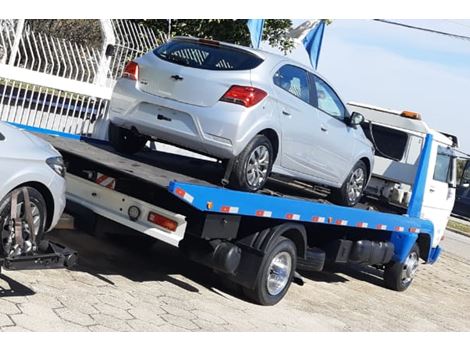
top-left (231, 135), bottom-right (273, 192)
top-left (108, 122), bottom-right (147, 154)
top-left (331, 160), bottom-right (367, 207)
top-left (0, 187), bottom-right (47, 257)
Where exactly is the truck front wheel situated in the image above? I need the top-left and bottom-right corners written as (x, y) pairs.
top-left (383, 243), bottom-right (420, 291)
top-left (243, 236), bottom-right (297, 305)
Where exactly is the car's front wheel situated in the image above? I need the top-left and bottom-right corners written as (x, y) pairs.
top-left (231, 135), bottom-right (273, 192)
top-left (108, 122), bottom-right (147, 154)
top-left (331, 160), bottom-right (367, 207)
top-left (0, 187), bottom-right (47, 257)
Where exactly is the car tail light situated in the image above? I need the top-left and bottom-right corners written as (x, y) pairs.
top-left (220, 85), bottom-right (267, 108)
top-left (122, 61), bottom-right (139, 81)
top-left (148, 212), bottom-right (178, 232)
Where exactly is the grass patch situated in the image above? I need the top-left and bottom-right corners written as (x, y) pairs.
top-left (447, 219), bottom-right (470, 236)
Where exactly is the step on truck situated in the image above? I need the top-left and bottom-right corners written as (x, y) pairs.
top-left (13, 103), bottom-right (457, 305)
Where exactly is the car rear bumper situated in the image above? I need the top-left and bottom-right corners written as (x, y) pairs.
top-left (109, 79), bottom-right (265, 159)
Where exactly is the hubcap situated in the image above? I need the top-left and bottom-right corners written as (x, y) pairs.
top-left (346, 167), bottom-right (365, 203)
top-left (1, 201), bottom-right (41, 255)
top-left (266, 251), bottom-right (292, 296)
top-left (401, 251), bottom-right (419, 285)
top-left (246, 145), bottom-right (270, 188)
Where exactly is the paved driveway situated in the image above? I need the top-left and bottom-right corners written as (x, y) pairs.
top-left (0, 228), bottom-right (469, 331)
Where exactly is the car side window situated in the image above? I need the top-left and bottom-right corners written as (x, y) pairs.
top-left (273, 65), bottom-right (310, 104)
top-left (433, 147), bottom-right (452, 183)
top-left (313, 76), bottom-right (347, 120)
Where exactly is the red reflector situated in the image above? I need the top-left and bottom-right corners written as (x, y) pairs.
top-left (220, 85), bottom-right (267, 108)
top-left (148, 212), bottom-right (177, 232)
top-left (122, 61), bottom-right (139, 81)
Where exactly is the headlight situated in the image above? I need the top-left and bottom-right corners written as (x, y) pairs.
top-left (46, 157), bottom-right (66, 177)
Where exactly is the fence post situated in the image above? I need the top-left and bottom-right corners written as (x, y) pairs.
top-left (91, 20), bottom-right (116, 140)
top-left (8, 19), bottom-right (25, 66)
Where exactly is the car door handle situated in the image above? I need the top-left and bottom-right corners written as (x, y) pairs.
top-left (321, 125), bottom-right (328, 132)
top-left (282, 110), bottom-right (291, 117)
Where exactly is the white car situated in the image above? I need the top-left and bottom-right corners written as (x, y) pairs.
top-left (0, 122), bottom-right (66, 257)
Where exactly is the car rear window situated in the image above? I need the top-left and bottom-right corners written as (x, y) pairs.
top-left (154, 40), bottom-right (263, 71)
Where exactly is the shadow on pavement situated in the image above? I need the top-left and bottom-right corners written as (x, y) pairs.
top-left (46, 227), bottom-right (247, 302)
top-left (0, 273), bottom-right (35, 298)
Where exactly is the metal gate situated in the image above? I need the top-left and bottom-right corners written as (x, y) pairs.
top-left (0, 19), bottom-right (163, 137)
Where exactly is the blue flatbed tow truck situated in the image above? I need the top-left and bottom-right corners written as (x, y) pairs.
top-left (25, 124), bottom-right (449, 306)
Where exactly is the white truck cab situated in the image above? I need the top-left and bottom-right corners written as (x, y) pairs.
top-left (348, 102), bottom-right (458, 246)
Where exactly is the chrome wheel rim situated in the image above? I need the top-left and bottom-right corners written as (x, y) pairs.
top-left (346, 168), bottom-right (365, 203)
top-left (401, 251), bottom-right (419, 285)
top-left (246, 145), bottom-right (270, 188)
top-left (266, 251), bottom-right (292, 296)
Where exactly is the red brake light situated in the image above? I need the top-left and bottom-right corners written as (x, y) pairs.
top-left (220, 85), bottom-right (267, 108)
top-left (122, 61), bottom-right (139, 81)
top-left (148, 212), bottom-right (178, 232)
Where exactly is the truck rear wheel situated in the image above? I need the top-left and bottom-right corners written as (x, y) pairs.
top-left (243, 236), bottom-right (296, 305)
top-left (108, 122), bottom-right (147, 154)
top-left (384, 243), bottom-right (420, 291)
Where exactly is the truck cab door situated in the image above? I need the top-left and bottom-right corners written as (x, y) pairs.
top-left (421, 144), bottom-right (456, 246)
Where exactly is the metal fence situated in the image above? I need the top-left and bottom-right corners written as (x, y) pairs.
top-left (0, 19), bottom-right (162, 137)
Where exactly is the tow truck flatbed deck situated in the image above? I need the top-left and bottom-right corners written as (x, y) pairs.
top-left (39, 132), bottom-right (438, 262)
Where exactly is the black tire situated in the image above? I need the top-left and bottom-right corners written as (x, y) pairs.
top-left (331, 160), bottom-right (368, 207)
top-left (231, 135), bottom-right (274, 192)
top-left (108, 122), bottom-right (147, 154)
top-left (243, 236), bottom-right (297, 306)
top-left (384, 243), bottom-right (420, 292)
top-left (0, 187), bottom-right (47, 257)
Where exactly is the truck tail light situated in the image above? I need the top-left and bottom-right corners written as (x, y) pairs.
top-left (122, 61), bottom-right (139, 81)
top-left (220, 85), bottom-right (267, 108)
top-left (148, 212), bottom-right (178, 232)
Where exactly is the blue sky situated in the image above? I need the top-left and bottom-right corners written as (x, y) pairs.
top-left (264, 19), bottom-right (470, 153)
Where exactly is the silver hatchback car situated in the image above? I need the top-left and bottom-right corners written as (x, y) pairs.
top-left (109, 37), bottom-right (374, 206)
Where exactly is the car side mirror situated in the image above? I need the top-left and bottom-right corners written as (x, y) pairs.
top-left (347, 112), bottom-right (365, 127)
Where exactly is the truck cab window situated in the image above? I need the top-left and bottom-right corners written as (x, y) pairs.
top-left (362, 124), bottom-right (408, 161)
top-left (433, 147), bottom-right (452, 183)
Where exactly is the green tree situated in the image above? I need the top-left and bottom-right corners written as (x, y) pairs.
top-left (135, 19), bottom-right (295, 53)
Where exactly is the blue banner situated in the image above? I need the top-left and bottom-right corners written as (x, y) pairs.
top-left (302, 20), bottom-right (326, 69)
top-left (247, 19), bottom-right (265, 49)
